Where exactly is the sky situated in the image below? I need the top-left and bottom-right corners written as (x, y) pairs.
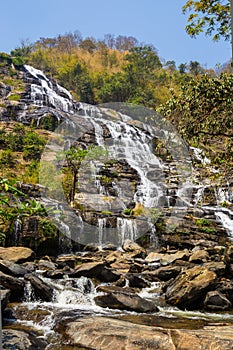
top-left (0, 0), bottom-right (231, 68)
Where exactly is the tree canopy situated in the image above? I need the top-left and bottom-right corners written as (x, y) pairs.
top-left (183, 0), bottom-right (231, 41)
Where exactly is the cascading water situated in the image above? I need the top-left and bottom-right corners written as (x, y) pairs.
top-left (117, 217), bottom-right (138, 243)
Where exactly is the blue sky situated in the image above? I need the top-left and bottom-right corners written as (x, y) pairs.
top-left (0, 0), bottom-right (231, 68)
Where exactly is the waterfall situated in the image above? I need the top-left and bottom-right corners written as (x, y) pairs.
top-left (93, 118), bottom-right (164, 208)
top-left (117, 218), bottom-right (138, 244)
top-left (98, 218), bottom-right (107, 249)
top-left (13, 218), bottom-right (22, 245)
top-left (24, 65), bottom-right (74, 113)
top-left (215, 211), bottom-right (233, 237)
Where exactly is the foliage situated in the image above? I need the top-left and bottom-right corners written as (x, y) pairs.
top-left (183, 0), bottom-right (231, 41)
top-left (0, 178), bottom-right (48, 243)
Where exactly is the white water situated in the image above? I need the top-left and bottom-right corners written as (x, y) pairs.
top-left (98, 218), bottom-right (107, 249)
top-left (117, 217), bottom-right (138, 243)
top-left (24, 65), bottom-right (74, 113)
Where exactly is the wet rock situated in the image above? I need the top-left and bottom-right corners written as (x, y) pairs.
top-left (145, 252), bottom-right (164, 263)
top-left (0, 260), bottom-right (30, 277)
top-left (97, 285), bottom-right (140, 294)
top-left (97, 267), bottom-right (120, 283)
top-left (2, 329), bottom-right (32, 350)
top-left (1, 289), bottom-right (10, 311)
top-left (204, 290), bottom-right (231, 311)
top-left (189, 249), bottom-right (209, 263)
top-left (95, 292), bottom-right (158, 313)
top-left (0, 271), bottom-right (25, 301)
top-left (24, 273), bottom-right (55, 302)
top-left (126, 273), bottom-right (150, 288)
top-left (0, 246), bottom-right (35, 263)
top-left (2, 329), bottom-right (47, 349)
top-left (165, 266), bottom-right (217, 309)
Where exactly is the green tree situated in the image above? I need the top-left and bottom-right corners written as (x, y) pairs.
top-left (183, 0), bottom-right (231, 41)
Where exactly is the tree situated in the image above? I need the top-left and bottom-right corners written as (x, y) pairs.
top-left (183, 0), bottom-right (231, 41)
top-left (189, 60), bottom-right (204, 75)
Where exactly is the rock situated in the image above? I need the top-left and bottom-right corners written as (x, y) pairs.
top-left (145, 252), bottom-right (164, 263)
top-left (1, 289), bottom-right (10, 311)
top-left (56, 254), bottom-right (78, 268)
top-left (97, 267), bottom-right (120, 283)
top-left (0, 247), bottom-right (35, 263)
top-left (121, 240), bottom-right (141, 253)
top-left (0, 271), bottom-right (25, 301)
top-left (143, 266), bottom-right (181, 282)
top-left (37, 259), bottom-right (56, 271)
top-left (203, 261), bottom-right (226, 276)
top-left (0, 82), bottom-right (11, 98)
top-left (145, 249), bottom-right (190, 265)
top-left (2, 330), bottom-right (32, 350)
top-left (97, 285), bottom-right (140, 294)
top-left (74, 261), bottom-right (106, 278)
top-left (160, 250), bottom-right (190, 265)
top-left (224, 245), bottom-right (233, 265)
top-left (24, 273), bottom-right (55, 302)
top-left (216, 279), bottom-right (233, 304)
top-left (126, 273), bottom-right (150, 288)
top-left (65, 317), bottom-right (173, 349)
top-left (165, 266), bottom-right (217, 309)
top-left (105, 250), bottom-right (122, 264)
top-left (189, 249), bottom-right (210, 263)
top-left (0, 260), bottom-right (30, 277)
top-left (170, 326), bottom-right (233, 350)
top-left (95, 292), bottom-right (158, 313)
top-left (204, 291), bottom-right (232, 311)
top-left (2, 329), bottom-right (47, 349)
top-left (65, 317), bottom-right (233, 350)
top-left (122, 239), bottom-right (146, 257)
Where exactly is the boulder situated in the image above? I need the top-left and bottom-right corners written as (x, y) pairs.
top-left (2, 330), bottom-right (32, 350)
top-left (56, 254), bottom-right (78, 268)
top-left (0, 271), bottom-right (25, 301)
top-left (2, 329), bottom-right (47, 350)
top-left (216, 279), bottom-right (233, 304)
top-left (145, 250), bottom-right (190, 265)
top-left (73, 262), bottom-right (110, 282)
top-left (143, 266), bottom-right (181, 282)
top-left (0, 247), bottom-right (35, 263)
top-left (189, 249), bottom-right (209, 263)
top-left (122, 239), bottom-right (146, 257)
top-left (95, 292), bottom-right (158, 313)
top-left (65, 317), bottom-right (233, 350)
top-left (165, 266), bottom-right (217, 309)
top-left (204, 291), bottom-right (231, 311)
top-left (126, 273), bottom-right (150, 288)
top-left (24, 274), bottom-right (55, 302)
top-left (0, 260), bottom-right (30, 277)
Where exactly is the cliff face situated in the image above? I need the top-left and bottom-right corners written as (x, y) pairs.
top-left (0, 61), bottom-right (232, 252)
